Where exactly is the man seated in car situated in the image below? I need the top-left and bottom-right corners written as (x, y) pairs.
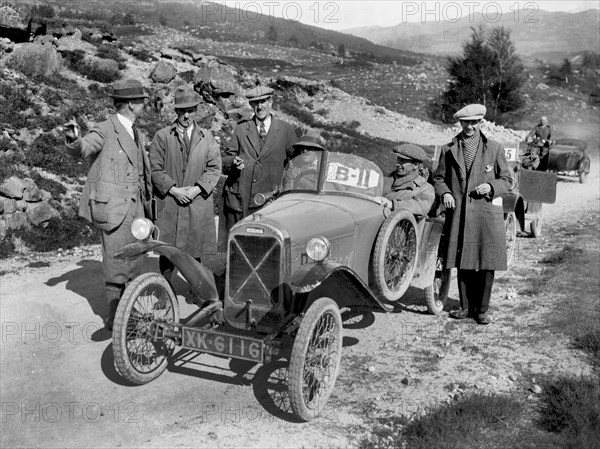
top-left (281, 130), bottom-right (323, 191)
top-left (526, 116), bottom-right (552, 171)
top-left (383, 143), bottom-right (435, 217)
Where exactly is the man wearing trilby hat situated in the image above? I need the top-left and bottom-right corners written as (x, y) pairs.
top-left (433, 104), bottom-right (512, 325)
top-left (149, 85), bottom-right (222, 288)
top-left (62, 78), bottom-right (153, 331)
top-left (281, 129), bottom-right (324, 191)
top-left (222, 86), bottom-right (298, 228)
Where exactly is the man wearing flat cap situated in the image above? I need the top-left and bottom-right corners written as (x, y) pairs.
top-left (222, 85), bottom-right (298, 228)
top-left (149, 85), bottom-right (222, 287)
top-left (383, 143), bottom-right (435, 217)
top-left (433, 104), bottom-right (512, 325)
top-left (62, 79), bottom-right (153, 331)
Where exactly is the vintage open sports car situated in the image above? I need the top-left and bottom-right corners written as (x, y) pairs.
top-left (113, 150), bottom-right (446, 421)
top-left (519, 138), bottom-right (591, 183)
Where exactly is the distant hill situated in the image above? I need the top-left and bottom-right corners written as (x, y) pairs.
top-left (344, 9), bottom-right (600, 61)
top-left (128, 1), bottom-right (424, 65)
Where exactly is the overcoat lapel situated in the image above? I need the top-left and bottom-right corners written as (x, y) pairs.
top-left (467, 137), bottom-right (485, 186)
top-left (257, 118), bottom-right (282, 161)
top-left (244, 121), bottom-right (261, 159)
top-left (182, 127), bottom-right (205, 186)
top-left (110, 115), bottom-right (138, 167)
top-left (449, 139), bottom-right (467, 191)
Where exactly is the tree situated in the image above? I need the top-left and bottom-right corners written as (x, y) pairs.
top-left (266, 25), bottom-right (277, 42)
top-left (559, 58), bottom-right (572, 82)
top-left (338, 43), bottom-right (346, 58)
top-left (430, 25), bottom-right (524, 123)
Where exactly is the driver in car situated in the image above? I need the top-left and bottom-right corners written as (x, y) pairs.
top-left (382, 143), bottom-right (435, 217)
top-left (281, 129), bottom-right (323, 190)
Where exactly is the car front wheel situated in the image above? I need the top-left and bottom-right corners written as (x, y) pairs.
top-left (113, 273), bottom-right (180, 385)
top-left (371, 209), bottom-right (419, 302)
top-left (288, 297), bottom-right (342, 422)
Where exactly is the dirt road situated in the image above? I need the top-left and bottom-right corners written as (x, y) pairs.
top-left (1, 147), bottom-right (598, 448)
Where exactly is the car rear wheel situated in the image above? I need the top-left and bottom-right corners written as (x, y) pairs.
top-left (423, 256), bottom-right (451, 315)
top-left (288, 297), bottom-right (342, 422)
top-left (371, 210), bottom-right (419, 302)
top-left (505, 212), bottom-right (517, 266)
top-left (578, 157), bottom-right (590, 184)
top-left (113, 273), bottom-right (180, 385)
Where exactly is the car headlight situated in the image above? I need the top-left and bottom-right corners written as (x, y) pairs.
top-left (306, 237), bottom-right (330, 262)
top-left (131, 218), bottom-right (157, 241)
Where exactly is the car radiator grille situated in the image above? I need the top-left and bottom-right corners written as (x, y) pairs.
top-left (229, 235), bottom-right (281, 308)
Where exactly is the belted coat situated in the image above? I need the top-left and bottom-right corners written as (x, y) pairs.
top-left (149, 122), bottom-right (222, 258)
top-left (433, 131), bottom-right (512, 271)
top-left (66, 114), bottom-right (153, 232)
top-left (222, 116), bottom-right (298, 217)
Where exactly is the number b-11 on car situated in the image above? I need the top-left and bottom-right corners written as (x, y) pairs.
top-left (113, 149), bottom-right (447, 421)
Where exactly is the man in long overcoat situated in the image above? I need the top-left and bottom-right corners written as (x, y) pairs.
top-left (63, 79), bottom-right (153, 331)
top-left (222, 86), bottom-right (298, 228)
top-left (433, 104), bottom-right (512, 324)
top-left (149, 85), bottom-right (222, 284)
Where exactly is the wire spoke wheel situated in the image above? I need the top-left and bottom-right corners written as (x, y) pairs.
top-left (372, 210), bottom-right (419, 301)
top-left (288, 298), bottom-right (342, 421)
top-left (424, 257), bottom-right (451, 315)
top-left (113, 273), bottom-right (179, 384)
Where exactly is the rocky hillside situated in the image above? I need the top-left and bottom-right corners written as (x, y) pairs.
top-left (0, 5), bottom-right (598, 257)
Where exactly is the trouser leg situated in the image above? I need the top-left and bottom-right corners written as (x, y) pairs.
top-left (104, 282), bottom-right (124, 330)
top-left (457, 269), bottom-right (475, 314)
top-left (477, 270), bottom-right (495, 314)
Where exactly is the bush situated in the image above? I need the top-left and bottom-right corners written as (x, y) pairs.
top-left (61, 49), bottom-right (121, 83)
top-left (0, 81), bottom-right (41, 129)
top-left (127, 47), bottom-right (156, 62)
top-left (28, 171), bottom-right (67, 198)
top-left (96, 44), bottom-right (127, 70)
top-left (0, 233), bottom-right (16, 260)
top-left (26, 133), bottom-right (88, 178)
top-left (5, 43), bottom-right (63, 80)
top-left (10, 215), bottom-right (99, 253)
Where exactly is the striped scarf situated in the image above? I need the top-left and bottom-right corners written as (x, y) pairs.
top-left (462, 131), bottom-right (480, 172)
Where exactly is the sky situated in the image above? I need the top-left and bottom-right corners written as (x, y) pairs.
top-left (220, 0), bottom-right (600, 30)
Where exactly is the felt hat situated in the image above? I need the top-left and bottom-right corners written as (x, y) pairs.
top-left (174, 85), bottom-right (200, 109)
top-left (453, 104), bottom-right (486, 120)
top-left (108, 79), bottom-right (149, 99)
top-left (293, 129), bottom-right (325, 150)
top-left (244, 86), bottom-right (274, 102)
top-left (392, 143), bottom-right (428, 162)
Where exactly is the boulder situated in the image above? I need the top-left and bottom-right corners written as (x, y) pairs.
top-left (0, 176), bottom-right (27, 199)
top-left (5, 211), bottom-right (27, 230)
top-left (0, 197), bottom-right (17, 214)
top-left (56, 35), bottom-right (96, 53)
top-left (22, 179), bottom-right (41, 202)
top-left (72, 28), bottom-right (82, 40)
top-left (150, 60), bottom-right (177, 84)
top-left (0, 219), bottom-right (6, 239)
top-left (536, 83), bottom-right (549, 90)
top-left (26, 201), bottom-right (59, 225)
top-left (15, 200), bottom-right (27, 211)
top-left (40, 189), bottom-right (53, 202)
top-left (194, 61), bottom-right (238, 95)
top-left (83, 55), bottom-right (119, 73)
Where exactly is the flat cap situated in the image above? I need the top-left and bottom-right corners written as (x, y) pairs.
top-left (453, 104), bottom-right (486, 120)
top-left (108, 79), bottom-right (149, 100)
top-left (244, 86), bottom-right (273, 102)
top-left (393, 143), bottom-right (428, 162)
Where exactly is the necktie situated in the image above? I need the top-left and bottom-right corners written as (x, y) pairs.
top-left (258, 121), bottom-right (267, 140)
top-left (132, 125), bottom-right (140, 148)
top-left (462, 134), bottom-right (479, 172)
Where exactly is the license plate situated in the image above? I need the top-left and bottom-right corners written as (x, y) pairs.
top-left (182, 327), bottom-right (264, 363)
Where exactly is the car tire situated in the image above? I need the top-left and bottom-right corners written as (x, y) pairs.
top-left (423, 258), bottom-right (451, 315)
top-left (578, 157), bottom-right (590, 184)
top-left (288, 297), bottom-right (342, 422)
top-left (113, 273), bottom-right (180, 385)
top-left (530, 216), bottom-right (542, 238)
top-left (371, 209), bottom-right (419, 302)
top-left (505, 212), bottom-right (517, 266)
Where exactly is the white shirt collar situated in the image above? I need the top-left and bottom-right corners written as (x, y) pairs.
top-left (117, 113), bottom-right (135, 140)
top-left (256, 114), bottom-right (272, 133)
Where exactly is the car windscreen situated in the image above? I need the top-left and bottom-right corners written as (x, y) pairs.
top-left (323, 153), bottom-right (384, 197)
top-left (281, 150), bottom-right (323, 193)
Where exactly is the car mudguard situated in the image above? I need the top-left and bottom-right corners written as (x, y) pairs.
top-left (290, 261), bottom-right (393, 312)
top-left (116, 241), bottom-right (219, 304)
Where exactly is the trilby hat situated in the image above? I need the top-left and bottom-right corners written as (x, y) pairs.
top-left (108, 79), bottom-right (149, 100)
top-left (454, 104), bottom-right (486, 120)
top-left (245, 86), bottom-right (274, 102)
top-left (293, 129), bottom-right (325, 150)
top-left (174, 85), bottom-right (200, 109)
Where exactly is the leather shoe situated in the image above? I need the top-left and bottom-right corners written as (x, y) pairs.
top-left (449, 309), bottom-right (469, 319)
top-left (476, 313), bottom-right (492, 325)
